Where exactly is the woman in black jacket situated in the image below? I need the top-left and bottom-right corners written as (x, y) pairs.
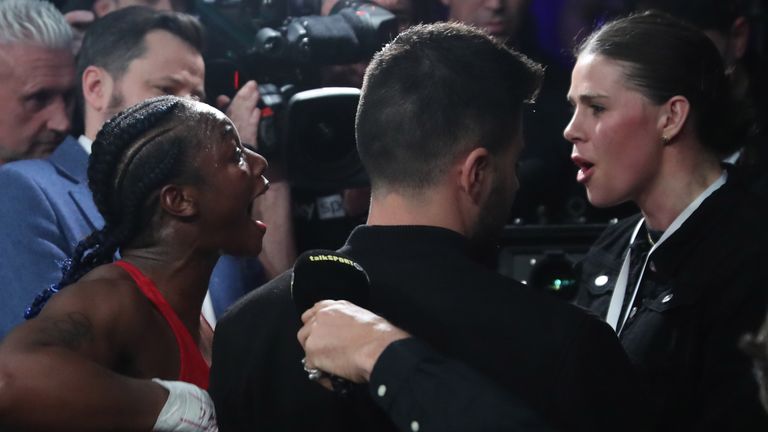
top-left (566, 10), bottom-right (768, 431)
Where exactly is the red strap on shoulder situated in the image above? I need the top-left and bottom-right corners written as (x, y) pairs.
top-left (114, 260), bottom-right (210, 389)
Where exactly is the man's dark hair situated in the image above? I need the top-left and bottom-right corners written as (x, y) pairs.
top-left (75, 7), bottom-right (204, 103)
top-left (576, 10), bottom-right (753, 157)
top-left (355, 22), bottom-right (543, 191)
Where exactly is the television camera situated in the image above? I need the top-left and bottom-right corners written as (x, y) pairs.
top-left (199, 0), bottom-right (399, 189)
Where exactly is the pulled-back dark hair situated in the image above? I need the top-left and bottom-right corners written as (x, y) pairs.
top-left (355, 22), bottom-right (543, 191)
top-left (75, 7), bottom-right (204, 107)
top-left (632, 0), bottom-right (747, 34)
top-left (25, 96), bottom-right (219, 319)
top-left (575, 10), bottom-right (754, 156)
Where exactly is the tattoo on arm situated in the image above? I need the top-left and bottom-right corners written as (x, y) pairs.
top-left (32, 312), bottom-right (95, 350)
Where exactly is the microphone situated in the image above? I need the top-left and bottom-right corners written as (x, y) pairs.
top-left (291, 249), bottom-right (370, 315)
top-left (290, 249), bottom-right (371, 396)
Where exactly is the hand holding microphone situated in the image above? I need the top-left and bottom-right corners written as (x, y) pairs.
top-left (291, 250), bottom-right (409, 388)
top-left (298, 300), bottom-right (410, 385)
top-left (291, 249), bottom-right (369, 393)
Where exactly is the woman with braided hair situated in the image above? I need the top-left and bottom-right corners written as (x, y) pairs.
top-left (0, 95), bottom-right (269, 431)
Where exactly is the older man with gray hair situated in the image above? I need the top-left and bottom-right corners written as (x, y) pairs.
top-left (0, 0), bottom-right (74, 165)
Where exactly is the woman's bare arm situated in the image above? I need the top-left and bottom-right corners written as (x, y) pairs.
top-left (0, 280), bottom-right (169, 431)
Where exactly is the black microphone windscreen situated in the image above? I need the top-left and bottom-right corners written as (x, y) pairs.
top-left (290, 249), bottom-right (370, 315)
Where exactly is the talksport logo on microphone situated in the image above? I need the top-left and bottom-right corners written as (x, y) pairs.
top-left (307, 253), bottom-right (364, 272)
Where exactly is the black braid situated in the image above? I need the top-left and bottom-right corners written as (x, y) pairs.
top-left (90, 98), bottom-right (182, 223)
top-left (26, 96), bottom-right (197, 319)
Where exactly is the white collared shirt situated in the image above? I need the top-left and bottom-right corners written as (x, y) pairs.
top-left (77, 135), bottom-right (93, 155)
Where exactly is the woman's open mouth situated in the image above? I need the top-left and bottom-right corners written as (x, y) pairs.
top-left (248, 185), bottom-right (270, 234)
top-left (572, 155), bottom-right (595, 184)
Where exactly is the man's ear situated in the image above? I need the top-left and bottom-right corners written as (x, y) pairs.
top-left (728, 16), bottom-right (751, 63)
top-left (658, 95), bottom-right (690, 144)
top-left (458, 147), bottom-right (492, 204)
top-left (92, 0), bottom-right (117, 18)
top-left (159, 184), bottom-right (198, 218)
top-left (320, 0), bottom-right (339, 15)
top-left (82, 65), bottom-right (112, 113)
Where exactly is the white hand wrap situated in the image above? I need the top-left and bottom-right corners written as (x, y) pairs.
top-left (152, 379), bottom-right (218, 432)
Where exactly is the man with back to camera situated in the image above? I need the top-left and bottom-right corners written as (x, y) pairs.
top-left (0, 0), bottom-right (75, 166)
top-left (210, 21), bottom-right (645, 432)
top-left (0, 6), bottom-right (294, 338)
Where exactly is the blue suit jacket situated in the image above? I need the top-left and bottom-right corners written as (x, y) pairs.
top-left (0, 136), bottom-right (264, 338)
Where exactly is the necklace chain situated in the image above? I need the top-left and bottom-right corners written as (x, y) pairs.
top-left (646, 229), bottom-right (656, 247)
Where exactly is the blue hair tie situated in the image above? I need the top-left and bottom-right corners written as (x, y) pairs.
top-left (24, 284), bottom-right (60, 319)
top-left (24, 258), bottom-right (72, 319)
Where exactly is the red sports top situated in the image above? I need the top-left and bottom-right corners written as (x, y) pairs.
top-left (114, 260), bottom-right (210, 389)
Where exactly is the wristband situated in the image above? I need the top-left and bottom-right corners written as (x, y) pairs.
top-left (152, 379), bottom-right (218, 432)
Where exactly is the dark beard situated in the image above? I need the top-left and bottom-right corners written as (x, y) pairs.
top-left (467, 178), bottom-right (513, 266)
top-left (106, 88), bottom-right (125, 118)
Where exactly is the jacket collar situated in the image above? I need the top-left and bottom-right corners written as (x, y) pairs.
top-left (49, 135), bottom-right (89, 184)
top-left (50, 136), bottom-right (103, 230)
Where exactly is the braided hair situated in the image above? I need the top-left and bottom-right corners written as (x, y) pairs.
top-left (26, 95), bottom-right (217, 319)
